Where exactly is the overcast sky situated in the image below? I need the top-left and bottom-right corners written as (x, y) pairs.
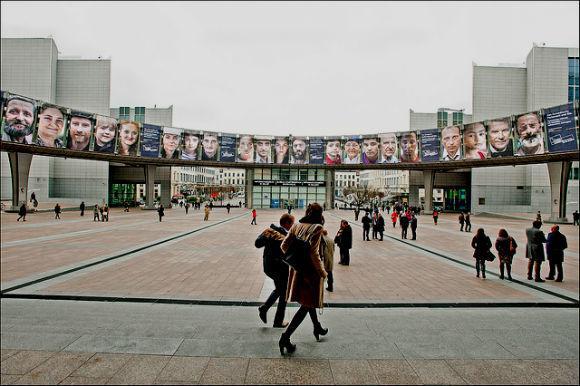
top-left (1, 1), bottom-right (578, 136)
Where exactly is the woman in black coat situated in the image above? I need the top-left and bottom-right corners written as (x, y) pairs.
top-left (471, 228), bottom-right (492, 279)
top-left (335, 220), bottom-right (353, 265)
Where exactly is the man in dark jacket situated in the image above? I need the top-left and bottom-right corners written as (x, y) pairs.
top-left (80, 201), bottom-right (85, 216)
top-left (361, 212), bottom-right (371, 241)
top-left (410, 213), bottom-right (418, 240)
top-left (545, 225), bottom-right (567, 282)
top-left (335, 220), bottom-right (353, 265)
top-left (255, 213), bottom-right (295, 328)
top-left (400, 214), bottom-right (409, 239)
top-left (17, 202), bottom-right (27, 222)
top-left (525, 220), bottom-right (547, 282)
top-left (376, 213), bottom-right (385, 241)
top-left (459, 212), bottom-right (465, 232)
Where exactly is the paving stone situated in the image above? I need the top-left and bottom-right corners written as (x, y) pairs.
top-left (446, 359), bottom-right (551, 384)
top-left (107, 355), bottom-right (170, 385)
top-left (407, 359), bottom-right (467, 384)
top-left (70, 353), bottom-right (133, 378)
top-left (286, 359), bottom-right (333, 385)
top-left (524, 359), bottom-right (580, 385)
top-left (63, 335), bottom-right (183, 356)
top-left (59, 376), bottom-right (111, 385)
top-left (0, 350), bottom-right (55, 375)
top-left (0, 374), bottom-right (22, 385)
top-left (245, 358), bottom-right (292, 384)
top-left (155, 356), bottom-right (209, 383)
top-left (0, 351), bottom-right (19, 363)
top-left (328, 359), bottom-right (378, 384)
top-left (367, 359), bottom-right (421, 384)
top-left (199, 357), bottom-right (249, 385)
top-left (13, 352), bottom-right (93, 385)
top-left (0, 333), bottom-right (81, 352)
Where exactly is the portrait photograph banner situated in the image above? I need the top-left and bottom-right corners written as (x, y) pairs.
top-left (440, 125), bottom-right (462, 161)
top-left (181, 129), bottom-right (201, 161)
top-left (273, 136), bottom-right (290, 164)
top-left (201, 132), bottom-right (220, 161)
top-left (513, 111), bottom-right (545, 156)
top-left (1, 92), bottom-right (37, 145)
top-left (462, 122), bottom-right (488, 160)
top-left (66, 110), bottom-right (95, 152)
top-left (219, 135), bottom-right (236, 162)
top-left (419, 128), bottom-right (440, 162)
top-left (324, 137), bottom-right (342, 165)
top-left (253, 136), bottom-right (273, 164)
top-left (399, 131), bottom-right (420, 163)
top-left (378, 133), bottom-right (399, 163)
top-left (116, 120), bottom-right (141, 157)
top-left (290, 136), bottom-right (309, 164)
top-left (486, 117), bottom-right (514, 157)
top-left (309, 137), bottom-right (325, 165)
top-left (544, 103), bottom-right (578, 153)
top-left (159, 127), bottom-right (183, 159)
top-left (361, 136), bottom-right (380, 165)
top-left (33, 103), bottom-right (68, 149)
top-left (140, 123), bottom-right (162, 158)
top-left (236, 134), bottom-right (254, 163)
top-left (342, 136), bottom-right (361, 164)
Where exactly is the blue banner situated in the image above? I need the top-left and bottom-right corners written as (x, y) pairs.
top-left (140, 124), bottom-right (162, 158)
top-left (220, 135), bottom-right (236, 162)
top-left (420, 128), bottom-right (440, 162)
top-left (309, 137), bottom-right (325, 164)
top-left (544, 103), bottom-right (578, 153)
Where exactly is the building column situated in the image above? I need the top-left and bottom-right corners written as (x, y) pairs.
top-left (423, 170), bottom-right (436, 213)
top-left (8, 152), bottom-right (33, 211)
top-left (325, 169), bottom-right (335, 210)
top-left (160, 180), bottom-right (172, 208)
top-left (245, 168), bottom-right (254, 209)
top-left (143, 165), bottom-right (156, 210)
top-left (547, 161), bottom-right (571, 223)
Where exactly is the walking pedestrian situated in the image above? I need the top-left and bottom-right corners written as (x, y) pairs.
top-left (102, 204), bottom-right (109, 222)
top-left (410, 213), bottom-right (418, 240)
top-left (239, 200), bottom-right (242, 208)
top-left (459, 212), bottom-right (465, 232)
top-left (432, 209), bottom-right (439, 225)
top-left (545, 225), bottom-right (567, 282)
top-left (354, 207), bottom-right (360, 221)
top-left (93, 204), bottom-right (100, 221)
top-left (185, 202), bottom-right (190, 214)
top-left (226, 203), bottom-right (231, 214)
top-left (54, 203), bottom-right (61, 220)
top-left (471, 228), bottom-right (492, 279)
top-left (391, 210), bottom-right (398, 228)
top-left (287, 204), bottom-right (292, 214)
top-left (525, 220), bottom-right (547, 282)
top-left (371, 212), bottom-right (378, 239)
top-left (158, 203), bottom-right (165, 222)
top-left (536, 211), bottom-right (542, 223)
top-left (204, 205), bottom-right (210, 221)
top-left (465, 212), bottom-right (472, 232)
top-left (361, 212), bottom-right (371, 241)
top-left (99, 205), bottom-right (104, 221)
top-left (321, 229), bottom-right (335, 292)
top-left (30, 191), bottom-right (36, 204)
top-left (495, 229), bottom-right (517, 280)
top-left (572, 210), bottom-right (579, 226)
top-left (251, 208), bottom-right (257, 225)
top-left (400, 213), bottom-right (409, 239)
top-left (376, 213), bottom-right (385, 241)
top-left (279, 203), bottom-right (328, 355)
top-left (335, 219), bottom-right (353, 266)
top-left (255, 213), bottom-right (295, 328)
top-left (17, 202), bottom-right (27, 222)
top-left (80, 201), bottom-right (85, 216)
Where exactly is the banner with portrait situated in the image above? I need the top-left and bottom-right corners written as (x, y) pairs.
top-left (236, 134), bottom-right (254, 163)
top-left (324, 137), bottom-right (342, 165)
top-left (462, 122), bottom-right (488, 160)
top-left (309, 137), bottom-right (325, 165)
top-left (159, 127), bottom-right (183, 159)
top-left (116, 120), bottom-right (141, 157)
top-left (1, 92), bottom-right (37, 145)
top-left (65, 110), bottom-right (95, 152)
top-left (378, 133), bottom-right (399, 163)
top-left (290, 136), bottom-right (309, 164)
top-left (92, 115), bottom-right (118, 153)
top-left (219, 134), bottom-right (236, 162)
top-left (140, 124), bottom-right (163, 158)
top-left (543, 103), bottom-right (578, 153)
top-left (419, 128), bottom-right (440, 162)
top-left (361, 136), bottom-right (380, 165)
top-left (253, 136), bottom-right (273, 164)
top-left (180, 129), bottom-right (201, 160)
top-left (201, 131), bottom-right (220, 161)
top-left (440, 125), bottom-right (462, 161)
top-left (342, 136), bottom-right (361, 164)
top-left (273, 136), bottom-right (290, 164)
top-left (33, 103), bottom-right (68, 149)
top-left (486, 117), bottom-right (514, 157)
top-left (399, 131), bottom-right (420, 163)
top-left (513, 111), bottom-right (545, 156)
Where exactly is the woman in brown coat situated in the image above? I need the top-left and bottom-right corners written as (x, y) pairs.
top-left (279, 203), bottom-right (328, 355)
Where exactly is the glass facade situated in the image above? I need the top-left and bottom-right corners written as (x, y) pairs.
top-left (452, 111), bottom-right (463, 125)
top-left (443, 188), bottom-right (470, 212)
top-left (109, 183), bottom-right (137, 206)
top-left (119, 106), bottom-right (130, 121)
top-left (437, 111), bottom-right (448, 128)
top-left (253, 167), bottom-right (327, 209)
top-left (134, 107), bottom-right (145, 123)
top-left (569, 57), bottom-right (579, 102)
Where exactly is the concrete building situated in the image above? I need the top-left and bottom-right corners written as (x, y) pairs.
top-left (335, 171), bottom-right (360, 197)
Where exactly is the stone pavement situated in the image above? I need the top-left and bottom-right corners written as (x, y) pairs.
top-left (1, 207), bottom-right (578, 384)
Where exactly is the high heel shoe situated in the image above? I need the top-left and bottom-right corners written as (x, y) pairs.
top-left (313, 324), bottom-right (328, 341)
top-left (278, 333), bottom-right (296, 355)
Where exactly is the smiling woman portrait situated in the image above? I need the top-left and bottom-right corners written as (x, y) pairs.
top-left (116, 120), bottom-right (140, 156)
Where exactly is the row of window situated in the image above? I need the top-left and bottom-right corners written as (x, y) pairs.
top-left (118, 106), bottom-right (146, 123)
top-left (569, 57), bottom-right (579, 103)
top-left (254, 168), bottom-right (326, 182)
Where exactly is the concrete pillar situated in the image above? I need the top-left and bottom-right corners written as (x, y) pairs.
top-left (8, 152), bottom-right (33, 211)
top-left (423, 170), bottom-right (436, 213)
top-left (143, 165), bottom-right (156, 210)
top-left (245, 168), bottom-right (254, 208)
top-left (160, 180), bottom-right (172, 208)
top-left (547, 161), bottom-right (571, 223)
top-left (325, 169), bottom-right (335, 210)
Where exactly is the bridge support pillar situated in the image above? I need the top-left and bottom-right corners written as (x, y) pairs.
top-left (325, 169), bottom-right (335, 210)
top-left (547, 161), bottom-right (571, 223)
top-left (423, 170), bottom-right (436, 213)
top-left (143, 164), bottom-right (157, 210)
top-left (8, 152), bottom-right (33, 211)
top-left (245, 168), bottom-right (253, 209)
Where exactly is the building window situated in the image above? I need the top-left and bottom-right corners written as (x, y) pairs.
top-left (119, 106), bottom-right (130, 121)
top-left (437, 111), bottom-right (447, 128)
top-left (452, 111), bottom-right (463, 125)
top-left (569, 57), bottom-right (579, 102)
top-left (134, 107), bottom-right (145, 123)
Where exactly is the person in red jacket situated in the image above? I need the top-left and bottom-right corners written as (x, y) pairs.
top-left (390, 211), bottom-right (398, 228)
top-left (251, 208), bottom-right (257, 225)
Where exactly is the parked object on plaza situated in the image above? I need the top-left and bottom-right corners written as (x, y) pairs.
top-left (525, 220), bottom-right (547, 282)
top-left (335, 220), bottom-right (353, 266)
top-left (545, 225), bottom-right (567, 282)
top-left (471, 228), bottom-right (492, 279)
top-left (495, 229), bottom-right (517, 280)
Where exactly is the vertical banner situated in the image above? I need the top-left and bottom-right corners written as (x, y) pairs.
top-left (486, 117), bottom-right (514, 157)
top-left (309, 137), bottom-right (325, 165)
top-left (66, 110), bottom-right (95, 152)
top-left (1, 93), bottom-right (37, 145)
top-left (324, 137), bottom-right (342, 165)
top-left (159, 127), bottom-right (183, 159)
top-left (181, 129), bottom-right (201, 160)
top-left (399, 131), bottom-right (420, 163)
top-left (92, 115), bottom-right (118, 153)
top-left (33, 103), bottom-right (68, 148)
top-left (463, 122), bottom-right (488, 160)
top-left (514, 111), bottom-right (545, 156)
top-left (140, 123), bottom-right (162, 158)
top-left (254, 136), bottom-right (272, 164)
top-left (440, 125), bottom-right (462, 161)
top-left (362, 136), bottom-right (380, 164)
top-left (116, 120), bottom-right (141, 156)
top-left (273, 136), bottom-right (290, 164)
top-left (543, 103), bottom-right (578, 153)
top-left (419, 128), bottom-right (440, 162)
top-left (219, 134), bottom-right (237, 162)
top-left (290, 136), bottom-right (309, 164)
top-left (379, 133), bottom-right (399, 163)
top-left (201, 132), bottom-right (220, 161)
top-left (342, 136), bottom-right (361, 164)
top-left (236, 134), bottom-right (254, 163)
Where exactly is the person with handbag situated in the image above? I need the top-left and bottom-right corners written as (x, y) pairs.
top-left (255, 213), bottom-right (295, 328)
top-left (335, 220), bottom-right (353, 266)
top-left (279, 203), bottom-right (328, 355)
top-left (471, 228), bottom-right (492, 279)
top-left (495, 229), bottom-right (517, 280)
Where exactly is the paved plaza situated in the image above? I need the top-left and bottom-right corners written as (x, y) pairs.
top-left (1, 207), bottom-right (578, 384)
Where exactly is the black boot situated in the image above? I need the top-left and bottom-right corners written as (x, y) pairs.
top-left (313, 323), bottom-right (328, 342)
top-left (278, 333), bottom-right (296, 355)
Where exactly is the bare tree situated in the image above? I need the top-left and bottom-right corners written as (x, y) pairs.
top-left (342, 186), bottom-right (382, 208)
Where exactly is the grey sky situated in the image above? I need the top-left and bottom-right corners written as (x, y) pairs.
top-left (1, 1), bottom-right (578, 137)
